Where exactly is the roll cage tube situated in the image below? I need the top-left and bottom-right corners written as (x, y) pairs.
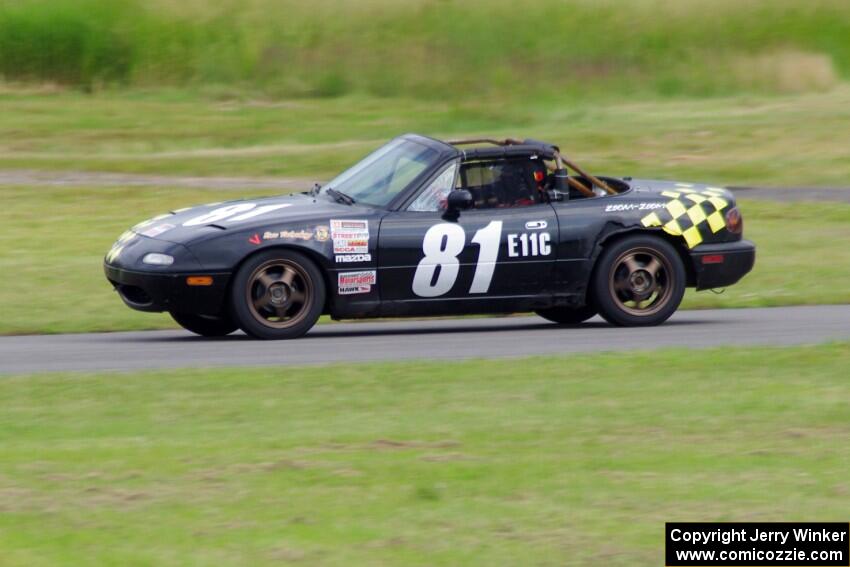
top-left (446, 138), bottom-right (617, 198)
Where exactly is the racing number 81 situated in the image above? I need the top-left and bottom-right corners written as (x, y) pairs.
top-left (412, 221), bottom-right (502, 297)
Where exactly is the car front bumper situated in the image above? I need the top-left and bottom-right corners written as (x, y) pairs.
top-left (689, 239), bottom-right (756, 290)
top-left (104, 263), bottom-right (231, 315)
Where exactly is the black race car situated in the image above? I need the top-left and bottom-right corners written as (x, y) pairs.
top-left (104, 134), bottom-right (755, 339)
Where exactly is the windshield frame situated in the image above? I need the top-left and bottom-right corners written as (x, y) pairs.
top-left (320, 136), bottom-right (449, 210)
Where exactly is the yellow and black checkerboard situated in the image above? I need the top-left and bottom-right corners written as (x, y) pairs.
top-left (641, 185), bottom-right (730, 248)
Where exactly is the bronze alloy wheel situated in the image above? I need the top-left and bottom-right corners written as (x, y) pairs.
top-left (608, 247), bottom-right (675, 317)
top-left (246, 259), bottom-right (313, 329)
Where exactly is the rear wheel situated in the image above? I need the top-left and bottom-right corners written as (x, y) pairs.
top-left (592, 235), bottom-right (685, 326)
top-left (170, 311), bottom-right (238, 337)
top-left (230, 249), bottom-right (325, 340)
top-left (535, 304), bottom-right (597, 325)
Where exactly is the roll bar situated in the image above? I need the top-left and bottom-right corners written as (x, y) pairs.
top-left (446, 137), bottom-right (616, 197)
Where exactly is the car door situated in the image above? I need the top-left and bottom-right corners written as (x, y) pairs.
top-left (377, 158), bottom-right (558, 310)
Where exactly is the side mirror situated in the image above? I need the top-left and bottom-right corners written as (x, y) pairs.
top-left (446, 189), bottom-right (473, 212)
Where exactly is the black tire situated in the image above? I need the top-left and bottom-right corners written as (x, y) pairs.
top-left (592, 235), bottom-right (685, 326)
top-left (170, 311), bottom-right (238, 337)
top-left (230, 249), bottom-right (325, 340)
top-left (535, 304), bottom-right (597, 325)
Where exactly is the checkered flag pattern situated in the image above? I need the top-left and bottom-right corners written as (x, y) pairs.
top-left (640, 186), bottom-right (730, 248)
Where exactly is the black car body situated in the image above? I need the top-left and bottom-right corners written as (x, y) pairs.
top-left (104, 134), bottom-right (755, 338)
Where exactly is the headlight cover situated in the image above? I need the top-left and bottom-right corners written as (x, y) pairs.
top-left (142, 253), bottom-right (175, 266)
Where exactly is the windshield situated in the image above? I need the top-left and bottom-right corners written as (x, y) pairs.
top-left (322, 138), bottom-right (439, 207)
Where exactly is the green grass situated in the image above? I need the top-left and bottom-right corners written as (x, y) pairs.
top-left (0, 184), bottom-right (259, 334)
top-left (681, 199), bottom-right (850, 309)
top-left (1, 183), bottom-right (848, 335)
top-left (1, 343), bottom-right (849, 565)
top-left (3, 87), bottom-right (850, 186)
top-left (2, 0), bottom-right (850, 99)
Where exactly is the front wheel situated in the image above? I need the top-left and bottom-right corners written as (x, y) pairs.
top-left (535, 304), bottom-right (597, 325)
top-left (591, 235), bottom-right (685, 326)
top-left (230, 249), bottom-right (325, 340)
top-left (170, 311), bottom-right (238, 337)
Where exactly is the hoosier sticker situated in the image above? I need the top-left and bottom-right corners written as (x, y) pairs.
top-left (338, 270), bottom-right (376, 295)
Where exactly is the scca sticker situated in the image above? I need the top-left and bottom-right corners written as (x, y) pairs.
top-left (334, 239), bottom-right (368, 254)
top-left (338, 270), bottom-right (376, 295)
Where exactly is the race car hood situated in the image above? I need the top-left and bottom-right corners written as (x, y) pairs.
top-left (128, 192), bottom-right (357, 244)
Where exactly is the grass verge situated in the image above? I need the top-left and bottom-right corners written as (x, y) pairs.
top-left (1, 343), bottom-right (848, 565)
top-left (1, 183), bottom-right (848, 335)
top-left (3, 87), bottom-right (850, 186)
top-left (681, 199), bottom-right (850, 309)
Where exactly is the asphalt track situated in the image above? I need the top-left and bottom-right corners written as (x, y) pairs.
top-left (1, 305), bottom-right (848, 374)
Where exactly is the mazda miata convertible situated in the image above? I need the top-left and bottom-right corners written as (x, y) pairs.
top-left (104, 135), bottom-right (755, 339)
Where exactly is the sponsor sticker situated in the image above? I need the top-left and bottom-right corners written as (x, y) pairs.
top-left (604, 202), bottom-right (665, 212)
top-left (331, 219), bottom-right (369, 232)
top-left (333, 239), bottom-right (369, 254)
top-left (315, 226), bottom-right (330, 242)
top-left (263, 229), bottom-right (313, 241)
top-left (249, 226), bottom-right (332, 245)
top-left (335, 254), bottom-right (371, 263)
top-left (331, 231), bottom-right (367, 240)
top-left (338, 270), bottom-right (376, 295)
top-left (331, 219), bottom-right (370, 254)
